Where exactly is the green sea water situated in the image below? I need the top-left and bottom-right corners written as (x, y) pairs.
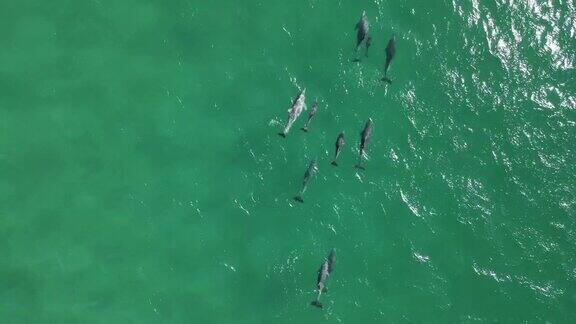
top-left (1, 0), bottom-right (575, 322)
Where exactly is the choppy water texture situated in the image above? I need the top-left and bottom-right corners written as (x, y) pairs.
top-left (1, 0), bottom-right (575, 322)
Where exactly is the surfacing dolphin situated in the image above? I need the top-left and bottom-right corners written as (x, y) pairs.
top-left (311, 248), bottom-right (336, 309)
top-left (301, 99), bottom-right (318, 132)
top-left (381, 36), bottom-right (396, 84)
top-left (331, 132), bottom-right (345, 166)
top-left (355, 118), bottom-right (373, 170)
top-left (294, 160), bottom-right (317, 203)
top-left (279, 89), bottom-right (306, 137)
top-left (352, 11), bottom-right (370, 62)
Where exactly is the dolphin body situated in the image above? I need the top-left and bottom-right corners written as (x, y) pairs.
top-left (294, 160), bottom-right (317, 203)
top-left (331, 132), bottom-right (346, 166)
top-left (355, 118), bottom-right (373, 170)
top-left (355, 11), bottom-right (370, 50)
top-left (279, 89), bottom-right (306, 137)
top-left (301, 99), bottom-right (318, 132)
top-left (352, 11), bottom-right (370, 62)
top-left (311, 249), bottom-right (336, 309)
top-left (381, 36), bottom-right (396, 83)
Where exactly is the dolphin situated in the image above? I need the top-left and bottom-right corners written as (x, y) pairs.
top-left (381, 36), bottom-right (396, 84)
top-left (311, 248), bottom-right (336, 309)
top-left (279, 89), bottom-right (306, 137)
top-left (331, 132), bottom-right (345, 166)
top-left (351, 11), bottom-right (370, 62)
top-left (294, 160), bottom-right (317, 203)
top-left (355, 118), bottom-right (373, 170)
top-left (355, 11), bottom-right (370, 50)
top-left (301, 99), bottom-right (318, 132)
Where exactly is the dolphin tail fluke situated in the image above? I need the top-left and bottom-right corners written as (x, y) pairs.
top-left (278, 132), bottom-right (286, 138)
top-left (330, 160), bottom-right (338, 166)
top-left (310, 300), bottom-right (323, 309)
top-left (294, 196), bottom-right (304, 203)
top-left (381, 77), bottom-right (392, 84)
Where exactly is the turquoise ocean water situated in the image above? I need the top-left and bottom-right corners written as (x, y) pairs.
top-left (1, 0), bottom-right (575, 322)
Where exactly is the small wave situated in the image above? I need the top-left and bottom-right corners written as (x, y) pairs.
top-left (472, 262), bottom-right (511, 283)
top-left (400, 189), bottom-right (421, 218)
top-left (413, 252), bottom-right (430, 263)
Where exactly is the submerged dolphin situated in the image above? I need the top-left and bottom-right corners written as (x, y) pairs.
top-left (365, 36), bottom-right (373, 57)
top-left (355, 118), bottom-right (373, 170)
top-left (301, 99), bottom-right (318, 132)
top-left (294, 160), bottom-right (317, 203)
top-left (279, 89), bottom-right (306, 137)
top-left (311, 248), bottom-right (336, 309)
top-left (381, 36), bottom-right (396, 83)
top-left (330, 132), bottom-right (345, 166)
